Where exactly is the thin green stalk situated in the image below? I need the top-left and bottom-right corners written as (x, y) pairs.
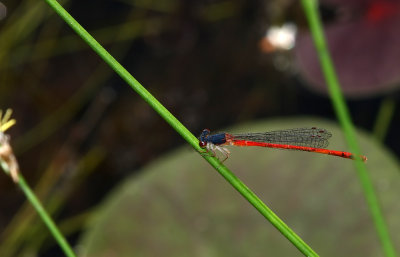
top-left (0, 164), bottom-right (76, 257)
top-left (300, 1), bottom-right (397, 257)
top-left (17, 176), bottom-right (77, 257)
top-left (43, 0), bottom-right (319, 255)
top-left (1, 112), bottom-right (75, 256)
top-left (373, 97), bottom-right (396, 142)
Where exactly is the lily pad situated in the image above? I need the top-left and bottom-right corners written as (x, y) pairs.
top-left (79, 118), bottom-right (400, 257)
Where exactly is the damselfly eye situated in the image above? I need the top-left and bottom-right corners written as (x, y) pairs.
top-left (199, 141), bottom-right (207, 148)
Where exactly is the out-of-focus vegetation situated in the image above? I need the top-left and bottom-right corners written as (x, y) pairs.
top-left (1, 0), bottom-right (399, 256)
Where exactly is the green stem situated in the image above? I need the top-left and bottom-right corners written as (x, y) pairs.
top-left (199, 157), bottom-right (319, 256)
top-left (0, 160), bottom-right (77, 257)
top-left (43, 0), bottom-right (319, 255)
top-left (373, 97), bottom-right (396, 142)
top-left (17, 176), bottom-right (76, 257)
top-left (300, 1), bottom-right (397, 257)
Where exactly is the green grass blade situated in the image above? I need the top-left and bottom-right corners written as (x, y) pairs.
top-left (43, 0), bottom-right (319, 255)
top-left (373, 97), bottom-right (396, 142)
top-left (196, 157), bottom-right (319, 257)
top-left (300, 1), bottom-right (397, 256)
top-left (17, 175), bottom-right (77, 257)
top-left (0, 161), bottom-right (76, 257)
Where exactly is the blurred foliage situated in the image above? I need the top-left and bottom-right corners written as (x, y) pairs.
top-left (0, 0), bottom-right (399, 256)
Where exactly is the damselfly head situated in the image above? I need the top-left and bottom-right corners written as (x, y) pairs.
top-left (198, 129), bottom-right (211, 148)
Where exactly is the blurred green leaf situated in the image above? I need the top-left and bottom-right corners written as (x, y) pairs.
top-left (79, 118), bottom-right (400, 257)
